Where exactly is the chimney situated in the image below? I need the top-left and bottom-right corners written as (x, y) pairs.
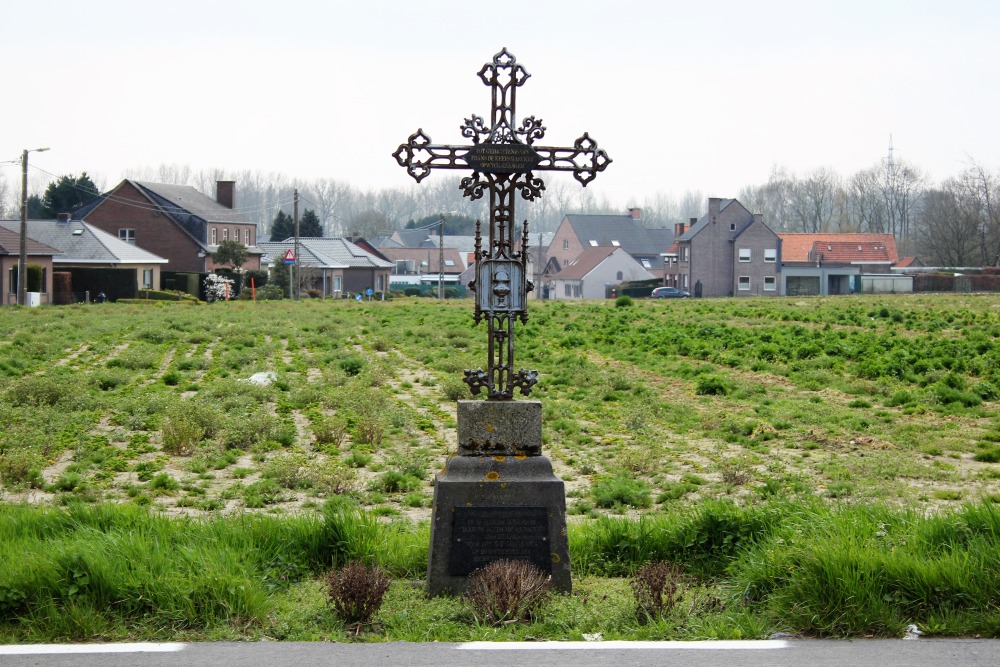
top-left (628, 207), bottom-right (641, 220)
top-left (57, 213), bottom-right (71, 224)
top-left (216, 180), bottom-right (235, 209)
top-left (752, 213), bottom-right (763, 225)
top-left (708, 198), bottom-right (722, 217)
top-left (674, 222), bottom-right (686, 237)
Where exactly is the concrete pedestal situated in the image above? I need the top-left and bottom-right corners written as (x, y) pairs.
top-left (426, 400), bottom-right (570, 596)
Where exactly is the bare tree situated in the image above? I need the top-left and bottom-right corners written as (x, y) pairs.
top-left (914, 183), bottom-right (982, 265)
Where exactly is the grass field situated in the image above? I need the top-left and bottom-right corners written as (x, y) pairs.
top-left (1, 293), bottom-right (1000, 641)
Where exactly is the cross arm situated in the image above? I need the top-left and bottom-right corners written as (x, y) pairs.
top-left (392, 129), bottom-right (473, 183)
top-left (532, 133), bottom-right (612, 186)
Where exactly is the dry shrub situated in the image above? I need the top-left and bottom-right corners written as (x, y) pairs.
top-left (324, 562), bottom-right (391, 626)
top-left (465, 559), bottom-right (551, 626)
top-left (631, 561), bottom-right (684, 621)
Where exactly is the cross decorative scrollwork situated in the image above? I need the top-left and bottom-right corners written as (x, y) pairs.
top-left (393, 48), bottom-right (611, 400)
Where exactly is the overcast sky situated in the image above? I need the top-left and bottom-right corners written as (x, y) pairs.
top-left (3, 0), bottom-right (999, 209)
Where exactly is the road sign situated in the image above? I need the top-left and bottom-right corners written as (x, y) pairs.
top-left (283, 249), bottom-right (296, 265)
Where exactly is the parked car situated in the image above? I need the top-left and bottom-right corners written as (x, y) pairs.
top-left (651, 286), bottom-right (691, 299)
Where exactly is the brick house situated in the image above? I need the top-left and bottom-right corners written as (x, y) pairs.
top-left (74, 180), bottom-right (262, 279)
top-left (676, 198), bottom-right (781, 297)
top-left (546, 208), bottom-right (674, 280)
top-left (0, 226), bottom-right (58, 305)
top-left (0, 218), bottom-right (168, 303)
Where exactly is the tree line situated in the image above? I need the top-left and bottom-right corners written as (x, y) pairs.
top-left (3, 156), bottom-right (999, 266)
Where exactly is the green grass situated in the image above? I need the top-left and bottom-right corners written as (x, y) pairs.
top-left (2, 500), bottom-right (999, 641)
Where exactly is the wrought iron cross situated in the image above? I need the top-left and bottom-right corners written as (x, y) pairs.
top-left (393, 48), bottom-right (611, 400)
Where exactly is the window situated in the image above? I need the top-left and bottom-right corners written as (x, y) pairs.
top-left (738, 276), bottom-right (751, 291)
top-left (611, 240), bottom-right (620, 246)
top-left (333, 276), bottom-right (342, 292)
top-left (563, 239), bottom-right (569, 250)
top-left (616, 271), bottom-right (623, 280)
top-left (564, 284), bottom-right (572, 297)
top-left (738, 248), bottom-right (751, 262)
top-left (764, 248), bottom-right (776, 262)
top-left (589, 240), bottom-right (598, 246)
top-left (730, 223), bottom-right (736, 231)
top-left (119, 229), bottom-right (135, 245)
top-left (142, 269), bottom-right (154, 290)
top-left (211, 228), bottom-right (218, 244)
top-left (764, 276), bottom-right (776, 291)
top-left (681, 246), bottom-right (689, 262)
top-left (682, 274), bottom-right (689, 289)
top-left (222, 228), bottom-right (229, 242)
top-left (244, 229), bottom-right (251, 245)
top-left (377, 275), bottom-right (385, 291)
top-left (444, 259), bottom-right (455, 267)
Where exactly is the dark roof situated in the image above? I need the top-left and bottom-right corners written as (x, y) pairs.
top-left (259, 238), bottom-right (393, 270)
top-left (74, 180), bottom-right (252, 247)
top-left (0, 220), bottom-right (167, 264)
top-left (0, 225), bottom-right (61, 256)
top-left (561, 213), bottom-right (674, 269)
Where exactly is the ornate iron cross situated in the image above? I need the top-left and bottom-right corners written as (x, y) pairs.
top-left (393, 48), bottom-right (611, 400)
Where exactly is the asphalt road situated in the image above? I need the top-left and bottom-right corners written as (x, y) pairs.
top-left (2, 639), bottom-right (999, 667)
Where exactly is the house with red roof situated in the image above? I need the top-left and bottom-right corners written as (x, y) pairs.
top-left (542, 246), bottom-right (654, 300)
top-left (778, 233), bottom-right (900, 296)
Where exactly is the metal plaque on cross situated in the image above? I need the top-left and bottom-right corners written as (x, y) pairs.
top-left (393, 48), bottom-right (611, 400)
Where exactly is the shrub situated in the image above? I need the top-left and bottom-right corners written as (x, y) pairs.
top-left (631, 561), bottom-right (684, 621)
top-left (161, 412), bottom-right (204, 455)
top-left (592, 473), bottom-right (652, 509)
top-left (465, 559), bottom-right (551, 626)
top-left (615, 295), bottom-right (634, 307)
top-left (324, 562), bottom-right (391, 626)
top-left (695, 374), bottom-right (729, 396)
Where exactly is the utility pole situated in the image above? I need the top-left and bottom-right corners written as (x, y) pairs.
top-left (18, 147), bottom-right (49, 306)
top-left (438, 213), bottom-right (445, 300)
top-left (293, 189), bottom-right (300, 300)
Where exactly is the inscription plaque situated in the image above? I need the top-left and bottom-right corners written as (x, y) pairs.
top-left (449, 506), bottom-right (551, 576)
top-left (465, 142), bottom-right (541, 174)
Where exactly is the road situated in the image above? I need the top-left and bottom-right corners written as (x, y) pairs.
top-left (1, 639), bottom-right (999, 667)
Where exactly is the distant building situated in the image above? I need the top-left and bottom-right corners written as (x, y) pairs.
top-left (75, 180), bottom-right (262, 278)
top-left (676, 198), bottom-right (781, 297)
top-left (259, 238), bottom-right (392, 297)
top-left (778, 233), bottom-right (899, 296)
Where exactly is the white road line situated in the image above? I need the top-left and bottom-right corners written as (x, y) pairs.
top-left (458, 640), bottom-right (791, 650)
top-left (0, 643), bottom-right (186, 655)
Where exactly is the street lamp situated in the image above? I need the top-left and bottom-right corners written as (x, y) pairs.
top-left (18, 147), bottom-right (49, 306)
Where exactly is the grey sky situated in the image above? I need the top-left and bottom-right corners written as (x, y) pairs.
top-left (3, 0), bottom-right (998, 208)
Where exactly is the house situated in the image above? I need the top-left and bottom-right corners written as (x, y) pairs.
top-left (547, 208), bottom-right (674, 280)
top-left (676, 198), bottom-right (781, 297)
top-left (543, 246), bottom-right (654, 300)
top-left (379, 246), bottom-right (468, 289)
top-left (778, 233), bottom-right (899, 296)
top-left (258, 238), bottom-right (392, 297)
top-left (0, 217), bottom-right (168, 303)
top-left (0, 226), bottom-right (59, 305)
top-left (74, 180), bottom-right (263, 286)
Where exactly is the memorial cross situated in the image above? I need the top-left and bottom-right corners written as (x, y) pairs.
top-left (393, 48), bottom-right (611, 400)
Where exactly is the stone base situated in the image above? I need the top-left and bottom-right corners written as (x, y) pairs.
top-left (426, 454), bottom-right (571, 597)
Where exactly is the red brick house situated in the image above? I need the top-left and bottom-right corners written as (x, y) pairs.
top-left (74, 180), bottom-right (262, 278)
